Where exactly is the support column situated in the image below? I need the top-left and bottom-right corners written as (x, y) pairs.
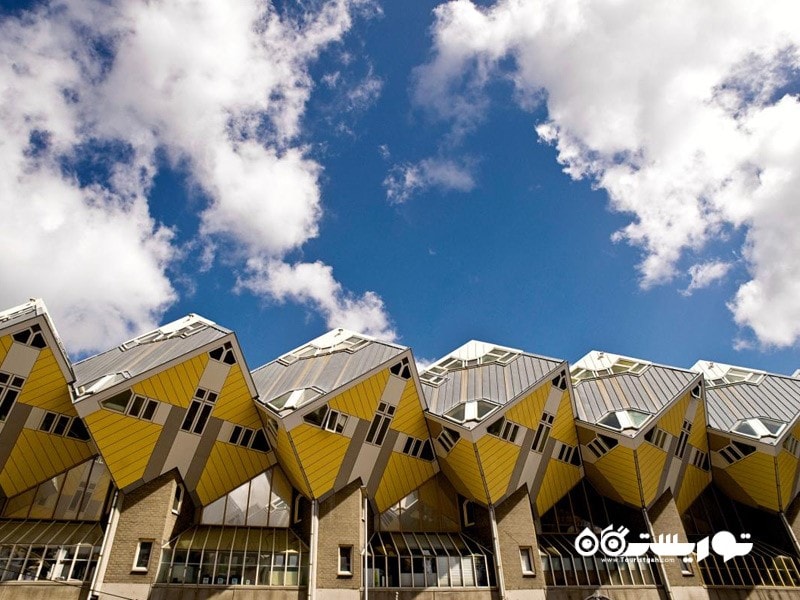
top-left (308, 498), bottom-right (319, 600)
top-left (493, 488), bottom-right (545, 600)
top-left (488, 504), bottom-right (507, 600)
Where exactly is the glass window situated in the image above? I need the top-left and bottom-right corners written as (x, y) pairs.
top-left (338, 546), bottom-right (353, 575)
top-left (519, 547), bottom-right (535, 575)
top-left (134, 540), bottom-right (154, 571)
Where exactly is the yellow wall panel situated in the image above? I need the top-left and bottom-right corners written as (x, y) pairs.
top-left (439, 440), bottom-right (487, 504)
top-left (475, 435), bottom-right (520, 503)
top-left (676, 464), bottom-right (712, 514)
top-left (636, 443), bottom-right (668, 506)
top-left (84, 409), bottom-right (162, 489)
top-left (211, 365), bottom-right (261, 428)
top-left (290, 423), bottom-right (350, 498)
top-left (505, 383), bottom-right (550, 430)
top-left (725, 451), bottom-right (780, 511)
top-left (0, 429), bottom-right (94, 496)
top-left (550, 391), bottom-right (578, 444)
top-left (16, 348), bottom-right (74, 414)
top-left (374, 452), bottom-right (437, 512)
top-left (658, 394), bottom-right (689, 437)
top-left (535, 459), bottom-right (581, 516)
top-left (0, 334), bottom-right (11, 360)
top-left (688, 399), bottom-right (708, 450)
top-left (131, 353), bottom-right (209, 407)
top-left (195, 441), bottom-right (273, 506)
top-left (390, 380), bottom-right (429, 439)
top-left (592, 445), bottom-right (641, 506)
top-left (329, 370), bottom-right (389, 421)
top-left (274, 428), bottom-right (310, 497)
top-left (777, 450), bottom-right (798, 510)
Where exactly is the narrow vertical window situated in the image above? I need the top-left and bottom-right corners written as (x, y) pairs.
top-left (172, 484), bottom-right (184, 515)
top-left (133, 540), bottom-right (154, 572)
top-left (338, 546), bottom-right (353, 575)
top-left (519, 547), bottom-right (535, 575)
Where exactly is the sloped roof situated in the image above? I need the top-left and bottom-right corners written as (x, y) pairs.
top-left (572, 351), bottom-right (697, 423)
top-left (74, 314), bottom-right (229, 391)
top-left (421, 341), bottom-right (563, 416)
top-left (252, 329), bottom-right (405, 408)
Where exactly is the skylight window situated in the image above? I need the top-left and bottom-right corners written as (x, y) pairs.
top-left (267, 387), bottom-right (323, 411)
top-left (443, 399), bottom-right (498, 424)
top-left (119, 316), bottom-right (209, 350)
top-left (597, 409), bottom-right (651, 432)
top-left (277, 334), bottom-right (370, 365)
top-left (708, 367), bottom-right (766, 387)
top-left (420, 346), bottom-right (518, 386)
top-left (731, 417), bottom-right (785, 439)
top-left (571, 358), bottom-right (649, 384)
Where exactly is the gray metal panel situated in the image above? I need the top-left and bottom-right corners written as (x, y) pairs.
top-left (74, 326), bottom-right (228, 386)
top-left (573, 365), bottom-right (696, 424)
top-left (705, 375), bottom-right (800, 431)
top-left (0, 302), bottom-right (40, 332)
top-left (422, 353), bottom-right (562, 416)
top-left (251, 340), bottom-right (404, 404)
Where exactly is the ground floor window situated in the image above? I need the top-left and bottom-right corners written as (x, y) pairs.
top-left (367, 531), bottom-right (494, 588)
top-left (157, 525), bottom-right (308, 586)
top-left (0, 519), bottom-right (103, 583)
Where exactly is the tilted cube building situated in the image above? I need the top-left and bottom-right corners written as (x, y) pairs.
top-left (0, 299), bottom-right (799, 600)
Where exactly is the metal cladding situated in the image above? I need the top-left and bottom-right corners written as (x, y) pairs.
top-left (694, 360), bottom-right (800, 512)
top-left (1, 299), bottom-right (800, 521)
top-left (571, 351), bottom-right (710, 512)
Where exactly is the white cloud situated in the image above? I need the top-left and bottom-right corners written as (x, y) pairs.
top-left (384, 157), bottom-right (476, 203)
top-left (0, 0), bottom-right (392, 352)
top-left (682, 261), bottom-right (734, 296)
top-left (415, 0), bottom-right (800, 347)
top-left (238, 259), bottom-right (396, 340)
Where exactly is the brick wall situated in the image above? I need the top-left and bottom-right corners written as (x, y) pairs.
top-left (102, 471), bottom-right (183, 587)
top-left (494, 487), bottom-right (543, 591)
top-left (316, 481), bottom-right (363, 591)
top-left (648, 489), bottom-right (700, 588)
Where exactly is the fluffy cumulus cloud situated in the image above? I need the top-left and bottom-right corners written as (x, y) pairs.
top-left (238, 259), bottom-right (396, 340)
top-left (384, 157), bottom-right (475, 203)
top-left (0, 0), bottom-right (393, 352)
top-left (414, 0), bottom-right (800, 347)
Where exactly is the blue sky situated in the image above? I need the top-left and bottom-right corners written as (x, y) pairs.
top-left (2, 0), bottom-right (800, 376)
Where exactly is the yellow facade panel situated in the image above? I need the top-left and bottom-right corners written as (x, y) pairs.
top-left (550, 391), bottom-right (578, 444)
top-left (0, 334), bottom-right (11, 359)
top-left (290, 424), bottom-right (350, 498)
top-left (725, 452), bottom-right (780, 511)
top-left (329, 370), bottom-right (389, 422)
top-left (636, 443), bottom-right (668, 506)
top-left (211, 365), bottom-right (261, 428)
top-left (16, 349), bottom-right (74, 414)
top-left (592, 445), bottom-right (641, 506)
top-left (688, 399), bottom-right (708, 449)
top-left (777, 450), bottom-right (798, 510)
top-left (131, 353), bottom-right (209, 407)
top-left (274, 428), bottom-right (310, 496)
top-left (475, 435), bottom-right (520, 503)
top-left (676, 464), bottom-right (712, 514)
top-left (505, 383), bottom-right (550, 430)
top-left (440, 440), bottom-right (487, 504)
top-left (390, 380), bottom-right (429, 439)
top-left (195, 441), bottom-right (273, 506)
top-left (84, 410), bottom-right (162, 489)
top-left (535, 459), bottom-right (581, 516)
top-left (374, 452), bottom-right (437, 513)
top-left (658, 394), bottom-right (689, 437)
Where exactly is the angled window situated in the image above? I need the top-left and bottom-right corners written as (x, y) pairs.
top-left (437, 427), bottom-right (460, 453)
top-left (555, 442), bottom-right (582, 466)
top-left (689, 447), bottom-right (710, 471)
top-left (784, 435), bottom-right (800, 457)
top-left (532, 412), bottom-right (555, 453)
top-left (268, 387), bottom-right (323, 411)
top-left (598, 409), bottom-right (650, 432)
top-left (552, 371), bottom-right (568, 391)
top-left (401, 436), bottom-right (435, 461)
top-left (444, 398), bottom-right (498, 425)
top-left (172, 483), bottom-right (184, 515)
top-left (586, 434), bottom-right (619, 458)
top-left (209, 341), bottom-right (237, 365)
top-left (675, 420), bottom-right (691, 459)
top-left (12, 324), bottom-right (47, 349)
top-left (390, 357), bottom-right (412, 380)
top-left (0, 371), bottom-right (24, 422)
top-left (39, 412), bottom-right (91, 441)
top-left (718, 440), bottom-right (756, 464)
top-left (644, 427), bottom-right (669, 450)
top-left (181, 388), bottom-right (218, 435)
top-left (487, 417), bottom-right (520, 443)
top-left (100, 391), bottom-right (158, 422)
top-left (731, 417), bottom-right (785, 440)
top-left (366, 402), bottom-right (395, 446)
top-left (229, 425), bottom-right (272, 452)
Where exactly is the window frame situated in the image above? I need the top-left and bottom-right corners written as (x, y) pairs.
top-left (338, 545), bottom-right (353, 576)
top-left (172, 483), bottom-right (184, 515)
top-left (132, 539), bottom-right (155, 572)
top-left (519, 546), bottom-right (535, 576)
